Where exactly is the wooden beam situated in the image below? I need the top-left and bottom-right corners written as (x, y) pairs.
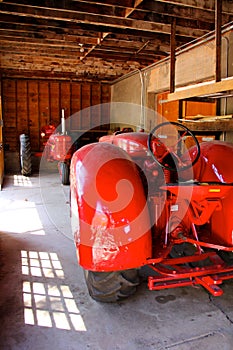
top-left (124, 0), bottom-right (144, 17)
top-left (81, 0), bottom-right (144, 61)
top-left (215, 0), bottom-right (222, 82)
top-left (156, 0), bottom-right (233, 14)
top-left (144, 0), bottom-right (215, 22)
top-left (170, 18), bottom-right (176, 93)
top-left (167, 76), bottom-right (233, 101)
top-left (215, 0), bottom-right (222, 115)
top-left (135, 40), bottom-right (150, 54)
top-left (0, 3), bottom-right (207, 38)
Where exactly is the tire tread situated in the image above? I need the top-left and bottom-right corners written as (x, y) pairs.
top-left (84, 269), bottom-right (139, 302)
top-left (19, 134), bottom-right (32, 176)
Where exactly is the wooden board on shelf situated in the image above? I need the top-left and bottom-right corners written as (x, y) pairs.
top-left (180, 119), bottom-right (233, 132)
top-left (168, 76), bottom-right (233, 101)
top-left (181, 114), bottom-right (233, 122)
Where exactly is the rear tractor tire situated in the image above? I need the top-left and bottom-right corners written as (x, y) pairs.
top-left (19, 134), bottom-right (32, 176)
top-left (84, 269), bottom-right (140, 303)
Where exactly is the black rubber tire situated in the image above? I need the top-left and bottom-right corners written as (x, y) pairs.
top-left (84, 269), bottom-right (140, 303)
top-left (19, 134), bottom-right (32, 176)
top-left (60, 162), bottom-right (70, 185)
top-left (218, 251), bottom-right (233, 264)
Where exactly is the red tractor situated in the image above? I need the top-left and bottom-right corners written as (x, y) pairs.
top-left (41, 114), bottom-right (73, 185)
top-left (70, 121), bottom-right (233, 302)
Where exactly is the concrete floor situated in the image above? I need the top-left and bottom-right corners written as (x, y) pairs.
top-left (1, 171), bottom-right (233, 350)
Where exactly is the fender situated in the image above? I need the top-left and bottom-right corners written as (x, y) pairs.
top-left (193, 141), bottom-right (233, 246)
top-left (181, 140), bottom-right (233, 246)
top-left (182, 141), bottom-right (233, 183)
top-left (70, 142), bottom-right (152, 271)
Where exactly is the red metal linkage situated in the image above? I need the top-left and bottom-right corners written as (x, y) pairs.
top-left (148, 253), bottom-right (233, 296)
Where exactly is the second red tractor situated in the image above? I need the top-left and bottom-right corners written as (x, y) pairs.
top-left (41, 118), bottom-right (73, 185)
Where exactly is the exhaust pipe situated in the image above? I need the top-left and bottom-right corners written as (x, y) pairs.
top-left (61, 109), bottom-right (66, 134)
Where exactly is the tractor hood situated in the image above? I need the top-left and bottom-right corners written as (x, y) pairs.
top-left (100, 132), bottom-right (149, 158)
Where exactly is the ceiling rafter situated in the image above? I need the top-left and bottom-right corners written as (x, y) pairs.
top-left (0, 2), bottom-right (209, 38)
top-left (80, 0), bottom-right (145, 61)
top-left (0, 0), bottom-right (232, 81)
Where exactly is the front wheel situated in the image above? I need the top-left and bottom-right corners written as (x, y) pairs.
top-left (60, 161), bottom-right (70, 185)
top-left (84, 269), bottom-right (140, 302)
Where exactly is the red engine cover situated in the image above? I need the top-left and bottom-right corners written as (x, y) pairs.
top-left (100, 132), bottom-right (149, 157)
top-left (49, 134), bottom-right (72, 161)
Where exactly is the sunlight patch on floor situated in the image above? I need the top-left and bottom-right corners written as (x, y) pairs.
top-left (0, 200), bottom-right (45, 235)
top-left (13, 175), bottom-right (33, 187)
top-left (22, 250), bottom-right (87, 332)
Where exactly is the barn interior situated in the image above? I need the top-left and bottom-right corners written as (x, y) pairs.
top-left (1, 1), bottom-right (233, 349)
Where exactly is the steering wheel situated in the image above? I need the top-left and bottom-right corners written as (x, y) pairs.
top-left (147, 121), bottom-right (200, 171)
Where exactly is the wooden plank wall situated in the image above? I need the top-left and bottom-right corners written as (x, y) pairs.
top-left (2, 79), bottom-right (111, 151)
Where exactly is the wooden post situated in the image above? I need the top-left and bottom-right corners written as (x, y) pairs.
top-left (215, 0), bottom-right (222, 83)
top-left (0, 77), bottom-right (4, 190)
top-left (170, 18), bottom-right (176, 93)
top-left (215, 0), bottom-right (222, 114)
top-left (178, 100), bottom-right (184, 120)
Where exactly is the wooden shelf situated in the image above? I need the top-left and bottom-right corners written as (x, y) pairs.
top-left (181, 119), bottom-right (233, 132)
top-left (168, 76), bottom-right (233, 102)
